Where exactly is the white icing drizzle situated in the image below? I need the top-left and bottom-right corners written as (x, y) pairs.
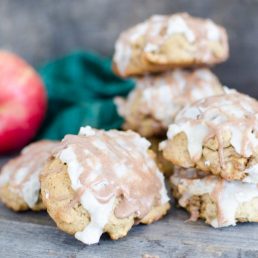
top-left (113, 13), bottom-right (228, 75)
top-left (56, 126), bottom-right (169, 245)
top-left (0, 141), bottom-right (58, 208)
top-left (162, 90), bottom-right (258, 168)
top-left (76, 190), bottom-right (115, 245)
top-left (171, 167), bottom-right (258, 227)
top-left (166, 15), bottom-right (195, 42)
top-left (206, 20), bottom-right (220, 41)
top-left (115, 69), bottom-right (223, 132)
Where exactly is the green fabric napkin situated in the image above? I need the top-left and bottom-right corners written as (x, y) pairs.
top-left (37, 51), bottom-right (135, 140)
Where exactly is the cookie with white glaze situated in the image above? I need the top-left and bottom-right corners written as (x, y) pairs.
top-left (171, 166), bottom-right (258, 227)
top-left (41, 126), bottom-right (170, 245)
top-left (113, 13), bottom-right (229, 77)
top-left (161, 89), bottom-right (258, 182)
top-left (115, 69), bottom-right (224, 137)
top-left (0, 140), bottom-right (59, 211)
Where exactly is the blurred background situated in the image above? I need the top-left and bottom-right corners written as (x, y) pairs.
top-left (1, 0), bottom-right (258, 96)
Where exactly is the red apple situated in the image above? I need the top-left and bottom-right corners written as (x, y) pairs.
top-left (0, 51), bottom-right (47, 154)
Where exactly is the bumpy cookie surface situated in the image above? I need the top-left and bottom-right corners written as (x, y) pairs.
top-left (161, 89), bottom-right (258, 182)
top-left (115, 69), bottom-right (224, 137)
top-left (113, 13), bottom-right (229, 77)
top-left (0, 140), bottom-right (59, 211)
top-left (171, 167), bottom-right (258, 227)
top-left (41, 126), bottom-right (170, 245)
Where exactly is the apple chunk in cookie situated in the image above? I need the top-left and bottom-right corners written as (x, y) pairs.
top-left (115, 69), bottom-right (224, 137)
top-left (40, 126), bottom-right (170, 245)
top-left (160, 89), bottom-right (258, 182)
top-left (113, 13), bottom-right (229, 77)
top-left (0, 140), bottom-right (59, 211)
top-left (171, 167), bottom-right (258, 227)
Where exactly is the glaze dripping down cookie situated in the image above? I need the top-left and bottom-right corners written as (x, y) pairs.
top-left (161, 88), bottom-right (258, 182)
top-left (171, 166), bottom-right (258, 227)
top-left (41, 126), bottom-right (170, 245)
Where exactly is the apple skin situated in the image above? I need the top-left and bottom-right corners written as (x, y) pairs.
top-left (0, 51), bottom-right (47, 154)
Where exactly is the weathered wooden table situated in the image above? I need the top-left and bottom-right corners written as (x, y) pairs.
top-left (1, 157), bottom-right (258, 258)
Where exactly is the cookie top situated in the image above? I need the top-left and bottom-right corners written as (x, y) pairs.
top-left (115, 69), bottom-right (224, 137)
top-left (0, 140), bottom-right (58, 209)
top-left (171, 166), bottom-right (258, 227)
top-left (162, 89), bottom-right (258, 169)
top-left (50, 126), bottom-right (169, 244)
top-left (113, 13), bottom-right (228, 77)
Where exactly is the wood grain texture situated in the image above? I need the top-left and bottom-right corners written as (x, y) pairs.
top-left (1, 158), bottom-right (258, 257)
top-left (1, 0), bottom-right (258, 97)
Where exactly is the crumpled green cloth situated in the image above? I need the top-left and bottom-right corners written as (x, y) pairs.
top-left (37, 51), bottom-right (134, 140)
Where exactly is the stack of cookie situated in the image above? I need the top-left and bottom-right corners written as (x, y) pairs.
top-left (113, 13), bottom-right (258, 228)
top-left (161, 89), bottom-right (258, 227)
top-left (112, 12), bottom-right (229, 176)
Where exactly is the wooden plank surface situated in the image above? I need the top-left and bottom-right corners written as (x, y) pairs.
top-left (1, 158), bottom-right (258, 257)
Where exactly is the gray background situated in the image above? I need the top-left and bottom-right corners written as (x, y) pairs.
top-left (1, 0), bottom-right (258, 96)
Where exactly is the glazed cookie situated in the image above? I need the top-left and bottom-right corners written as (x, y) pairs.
top-left (115, 69), bottom-right (224, 137)
top-left (41, 126), bottom-right (170, 245)
top-left (171, 166), bottom-right (258, 227)
top-left (0, 140), bottom-right (59, 211)
top-left (161, 89), bottom-right (258, 182)
top-left (113, 13), bottom-right (229, 77)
